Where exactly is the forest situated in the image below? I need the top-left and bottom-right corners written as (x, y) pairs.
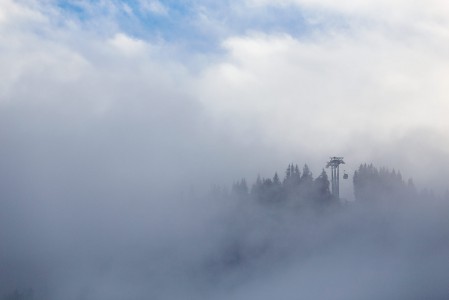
top-left (3, 162), bottom-right (449, 300)
top-left (213, 162), bottom-right (436, 208)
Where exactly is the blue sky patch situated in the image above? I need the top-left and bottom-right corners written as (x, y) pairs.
top-left (55, 0), bottom-right (313, 53)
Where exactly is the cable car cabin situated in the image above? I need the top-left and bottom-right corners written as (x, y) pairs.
top-left (343, 173), bottom-right (349, 179)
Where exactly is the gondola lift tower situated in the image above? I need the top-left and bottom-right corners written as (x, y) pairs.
top-left (326, 157), bottom-right (345, 199)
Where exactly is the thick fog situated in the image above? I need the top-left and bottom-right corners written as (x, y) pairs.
top-left (1, 1), bottom-right (449, 299)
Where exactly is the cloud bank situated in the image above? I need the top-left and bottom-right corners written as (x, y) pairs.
top-left (1, 0), bottom-right (449, 299)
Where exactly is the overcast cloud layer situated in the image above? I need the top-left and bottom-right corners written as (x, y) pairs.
top-left (1, 0), bottom-right (449, 189)
top-left (1, 0), bottom-right (449, 299)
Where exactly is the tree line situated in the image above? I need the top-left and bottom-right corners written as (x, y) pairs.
top-left (220, 163), bottom-right (333, 211)
top-left (215, 162), bottom-right (440, 208)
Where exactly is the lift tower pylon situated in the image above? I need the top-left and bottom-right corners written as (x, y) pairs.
top-left (326, 157), bottom-right (345, 199)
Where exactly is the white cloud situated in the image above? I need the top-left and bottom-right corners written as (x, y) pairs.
top-left (2, 1), bottom-right (449, 298)
top-left (0, 0), bottom-right (46, 26)
top-left (1, 0), bottom-right (449, 190)
top-left (246, 0), bottom-right (449, 33)
top-left (108, 33), bottom-right (149, 56)
top-left (196, 27), bottom-right (449, 187)
top-left (122, 3), bottom-right (134, 16)
top-left (139, 0), bottom-right (169, 16)
top-left (246, 0), bottom-right (449, 16)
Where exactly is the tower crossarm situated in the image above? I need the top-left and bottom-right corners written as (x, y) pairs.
top-left (326, 157), bottom-right (345, 168)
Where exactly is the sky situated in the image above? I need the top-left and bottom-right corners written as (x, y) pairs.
top-left (2, 0), bottom-right (449, 195)
top-left (2, 1), bottom-right (449, 299)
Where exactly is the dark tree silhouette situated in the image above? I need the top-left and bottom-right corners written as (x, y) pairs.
top-left (248, 163), bottom-right (337, 208)
top-left (232, 178), bottom-right (248, 199)
top-left (353, 163), bottom-right (417, 204)
top-left (313, 169), bottom-right (332, 205)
